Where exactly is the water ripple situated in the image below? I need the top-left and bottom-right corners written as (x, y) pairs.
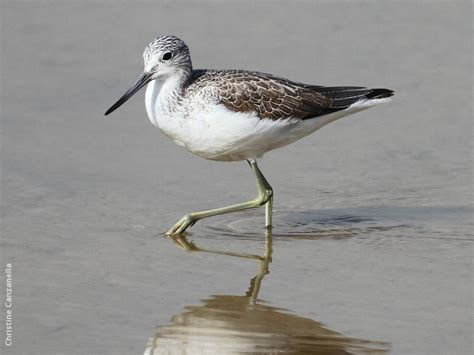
top-left (195, 206), bottom-right (473, 243)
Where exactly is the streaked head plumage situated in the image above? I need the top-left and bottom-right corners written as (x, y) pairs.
top-left (143, 35), bottom-right (192, 79)
top-left (105, 35), bottom-right (192, 115)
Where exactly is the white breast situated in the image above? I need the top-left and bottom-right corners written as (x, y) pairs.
top-left (145, 80), bottom-right (391, 162)
top-left (145, 82), bottom-right (297, 161)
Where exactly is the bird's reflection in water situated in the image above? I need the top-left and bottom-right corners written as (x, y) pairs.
top-left (145, 231), bottom-right (389, 354)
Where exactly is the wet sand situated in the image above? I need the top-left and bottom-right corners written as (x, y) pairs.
top-left (1, 1), bottom-right (472, 354)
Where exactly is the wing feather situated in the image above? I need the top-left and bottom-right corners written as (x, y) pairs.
top-left (187, 70), bottom-right (393, 121)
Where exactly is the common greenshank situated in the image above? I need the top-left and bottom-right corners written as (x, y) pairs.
top-left (105, 35), bottom-right (393, 236)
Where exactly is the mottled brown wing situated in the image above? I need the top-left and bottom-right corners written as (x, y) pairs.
top-left (212, 71), bottom-right (333, 120)
top-left (189, 70), bottom-right (393, 120)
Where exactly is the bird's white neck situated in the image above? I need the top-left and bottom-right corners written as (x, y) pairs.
top-left (145, 74), bottom-right (189, 128)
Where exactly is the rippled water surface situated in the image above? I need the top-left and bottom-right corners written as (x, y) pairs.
top-left (1, 1), bottom-right (472, 355)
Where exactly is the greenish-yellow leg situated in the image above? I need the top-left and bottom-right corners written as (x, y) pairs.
top-left (166, 159), bottom-right (273, 235)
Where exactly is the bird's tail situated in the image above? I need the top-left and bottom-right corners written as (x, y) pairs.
top-left (313, 86), bottom-right (394, 110)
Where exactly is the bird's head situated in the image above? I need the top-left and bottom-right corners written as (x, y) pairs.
top-left (105, 35), bottom-right (192, 116)
top-left (143, 35), bottom-right (192, 80)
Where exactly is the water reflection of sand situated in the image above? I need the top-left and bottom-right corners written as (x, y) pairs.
top-left (144, 232), bottom-right (389, 354)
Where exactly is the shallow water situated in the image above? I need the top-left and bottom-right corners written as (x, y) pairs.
top-left (1, 1), bottom-right (472, 354)
top-left (146, 231), bottom-right (391, 354)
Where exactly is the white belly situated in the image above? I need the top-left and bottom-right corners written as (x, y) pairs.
top-left (145, 80), bottom-right (390, 162)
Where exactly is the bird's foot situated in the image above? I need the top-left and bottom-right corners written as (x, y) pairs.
top-left (166, 214), bottom-right (197, 236)
top-left (167, 234), bottom-right (198, 251)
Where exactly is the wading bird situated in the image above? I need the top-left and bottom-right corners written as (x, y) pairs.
top-left (105, 35), bottom-right (393, 235)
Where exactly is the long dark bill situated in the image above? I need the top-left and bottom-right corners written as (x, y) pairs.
top-left (105, 72), bottom-right (152, 116)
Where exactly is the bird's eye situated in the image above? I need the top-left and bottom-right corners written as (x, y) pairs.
top-left (162, 52), bottom-right (173, 61)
